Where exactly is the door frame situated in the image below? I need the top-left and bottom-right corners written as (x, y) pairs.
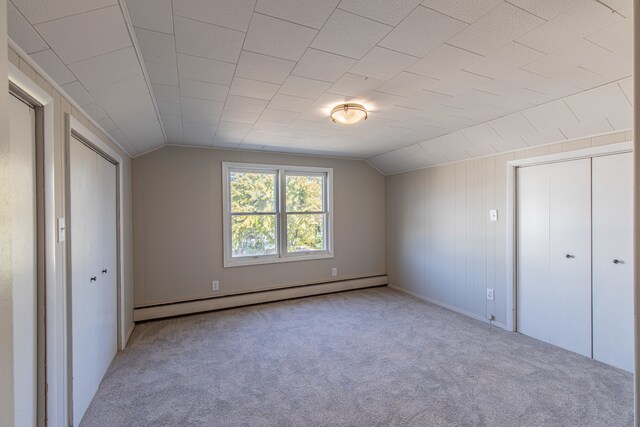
top-left (64, 114), bottom-right (125, 425)
top-left (7, 63), bottom-right (54, 426)
top-left (505, 140), bottom-right (633, 332)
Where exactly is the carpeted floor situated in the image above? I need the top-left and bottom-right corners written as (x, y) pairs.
top-left (80, 287), bottom-right (633, 426)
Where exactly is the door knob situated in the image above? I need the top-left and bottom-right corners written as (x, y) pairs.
top-left (102, 269), bottom-right (108, 274)
top-left (565, 254), bottom-right (575, 259)
top-left (90, 276), bottom-right (97, 282)
top-left (613, 259), bottom-right (623, 264)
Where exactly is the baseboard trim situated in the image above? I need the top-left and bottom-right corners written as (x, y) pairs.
top-left (134, 275), bottom-right (388, 321)
top-left (123, 323), bottom-right (135, 349)
top-left (388, 284), bottom-right (509, 331)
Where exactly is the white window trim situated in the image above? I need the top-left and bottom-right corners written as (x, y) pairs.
top-left (222, 162), bottom-right (334, 268)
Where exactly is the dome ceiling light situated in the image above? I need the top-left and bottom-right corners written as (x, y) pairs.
top-left (330, 103), bottom-right (368, 125)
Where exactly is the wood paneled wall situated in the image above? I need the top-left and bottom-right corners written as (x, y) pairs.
top-left (386, 130), bottom-right (632, 327)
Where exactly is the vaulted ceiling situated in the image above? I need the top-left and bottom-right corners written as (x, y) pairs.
top-left (8, 0), bottom-right (633, 173)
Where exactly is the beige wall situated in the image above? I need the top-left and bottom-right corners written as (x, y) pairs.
top-left (1, 1), bottom-right (14, 424)
top-left (386, 130), bottom-right (632, 327)
top-left (7, 47), bottom-right (136, 338)
top-left (132, 145), bottom-right (386, 307)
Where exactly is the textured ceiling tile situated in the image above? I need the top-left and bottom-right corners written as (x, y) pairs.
top-left (11, 0), bottom-right (116, 24)
top-left (581, 49), bottom-right (632, 83)
top-left (157, 101), bottom-right (182, 116)
top-left (421, 0), bottom-right (503, 24)
top-left (7, 1), bottom-right (48, 53)
top-left (462, 42), bottom-right (543, 79)
top-left (61, 81), bottom-right (95, 106)
top-left (145, 62), bottom-right (179, 86)
top-left (329, 73), bottom-right (385, 98)
top-left (564, 83), bottom-right (632, 127)
top-left (460, 123), bottom-right (502, 149)
top-left (448, 3), bottom-right (544, 56)
top-left (105, 93), bottom-right (155, 124)
top-left (522, 100), bottom-right (579, 132)
top-left (68, 47), bottom-right (141, 90)
top-left (83, 102), bottom-right (109, 121)
top-left (486, 115), bottom-right (533, 148)
top-left (177, 53), bottom-right (235, 85)
top-left (173, 0), bottom-right (255, 32)
top-left (350, 47), bottom-right (418, 81)
top-left (586, 17), bottom-right (632, 52)
top-left (127, 0), bottom-right (174, 34)
top-left (311, 10), bottom-right (391, 59)
top-left (230, 77), bottom-right (280, 100)
top-left (378, 6), bottom-right (467, 57)
top-left (174, 16), bottom-right (244, 63)
top-left (279, 76), bottom-right (332, 100)
top-left (35, 5), bottom-right (131, 64)
top-left (377, 72), bottom-right (438, 97)
top-left (179, 78), bottom-right (229, 101)
top-left (182, 108), bottom-right (222, 126)
top-left (292, 49), bottom-right (357, 83)
top-left (235, 51), bottom-right (296, 84)
top-left (421, 70), bottom-right (492, 97)
top-left (338, 0), bottom-right (422, 26)
top-left (525, 67), bottom-right (604, 98)
top-left (268, 94), bottom-right (313, 112)
top-left (243, 14), bottom-right (317, 61)
top-left (152, 83), bottom-right (181, 102)
top-left (255, 0), bottom-right (339, 29)
top-left (522, 39), bottom-right (610, 78)
top-left (516, 0), bottom-right (622, 54)
top-left (183, 122), bottom-right (215, 146)
top-left (91, 74), bottom-right (149, 108)
top-left (507, 0), bottom-right (583, 20)
top-left (259, 108), bottom-right (300, 124)
top-left (220, 109), bottom-right (261, 125)
top-left (135, 27), bottom-right (177, 65)
top-left (181, 96), bottom-right (224, 113)
top-left (407, 44), bottom-right (481, 79)
top-left (29, 49), bottom-right (76, 85)
top-left (225, 95), bottom-right (269, 114)
top-left (617, 77), bottom-right (633, 105)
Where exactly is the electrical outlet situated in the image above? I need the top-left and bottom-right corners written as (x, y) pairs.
top-left (332, 267), bottom-right (338, 277)
top-left (489, 209), bottom-right (498, 222)
top-left (486, 288), bottom-right (494, 301)
top-left (212, 280), bottom-right (219, 291)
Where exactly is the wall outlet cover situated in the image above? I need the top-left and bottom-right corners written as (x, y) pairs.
top-left (486, 288), bottom-right (494, 301)
top-left (332, 267), bottom-right (338, 277)
top-left (212, 280), bottom-right (219, 291)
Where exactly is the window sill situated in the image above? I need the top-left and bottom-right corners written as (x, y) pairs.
top-left (224, 252), bottom-right (334, 268)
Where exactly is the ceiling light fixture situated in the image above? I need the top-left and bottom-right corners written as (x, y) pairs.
top-left (330, 103), bottom-right (368, 125)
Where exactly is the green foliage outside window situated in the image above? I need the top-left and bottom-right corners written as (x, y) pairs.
top-left (230, 171), bottom-right (326, 257)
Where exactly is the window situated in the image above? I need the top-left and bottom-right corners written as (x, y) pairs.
top-left (223, 162), bottom-right (333, 267)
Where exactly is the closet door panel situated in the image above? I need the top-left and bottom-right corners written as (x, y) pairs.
top-left (548, 159), bottom-right (592, 357)
top-left (517, 164), bottom-right (551, 341)
top-left (517, 159), bottom-right (591, 358)
top-left (593, 153), bottom-right (633, 372)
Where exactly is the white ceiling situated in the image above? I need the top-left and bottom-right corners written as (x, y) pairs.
top-left (7, 0), bottom-right (633, 172)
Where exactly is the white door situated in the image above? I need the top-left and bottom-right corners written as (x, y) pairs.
top-left (9, 94), bottom-right (37, 426)
top-left (517, 159), bottom-right (592, 357)
top-left (70, 136), bottom-right (118, 426)
top-left (592, 153), bottom-right (633, 372)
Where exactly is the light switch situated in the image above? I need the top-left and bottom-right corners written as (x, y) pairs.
top-left (489, 209), bottom-right (498, 222)
top-left (57, 218), bottom-right (66, 242)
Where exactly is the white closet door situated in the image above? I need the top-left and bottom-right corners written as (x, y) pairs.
top-left (592, 153), bottom-right (633, 372)
top-left (517, 159), bottom-right (592, 357)
top-left (70, 137), bottom-right (118, 426)
top-left (9, 94), bottom-right (37, 427)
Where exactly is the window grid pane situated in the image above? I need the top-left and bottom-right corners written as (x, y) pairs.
top-left (285, 173), bottom-right (325, 213)
top-left (230, 170), bottom-right (277, 213)
top-left (231, 214), bottom-right (277, 257)
top-left (286, 213), bottom-right (326, 253)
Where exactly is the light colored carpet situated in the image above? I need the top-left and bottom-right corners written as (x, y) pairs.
top-left (80, 287), bottom-right (633, 426)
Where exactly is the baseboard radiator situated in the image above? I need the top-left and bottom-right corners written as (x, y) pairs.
top-left (134, 275), bottom-right (388, 322)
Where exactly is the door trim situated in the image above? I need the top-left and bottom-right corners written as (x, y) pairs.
top-left (65, 115), bottom-right (125, 426)
top-left (505, 141), bottom-right (633, 332)
top-left (8, 63), bottom-right (54, 427)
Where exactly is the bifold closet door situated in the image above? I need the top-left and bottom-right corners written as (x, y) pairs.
top-left (592, 153), bottom-right (633, 372)
top-left (9, 94), bottom-right (37, 426)
top-left (70, 136), bottom-right (117, 426)
top-left (517, 159), bottom-right (592, 357)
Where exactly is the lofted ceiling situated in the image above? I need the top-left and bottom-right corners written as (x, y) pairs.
top-left (7, 0), bottom-right (634, 173)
